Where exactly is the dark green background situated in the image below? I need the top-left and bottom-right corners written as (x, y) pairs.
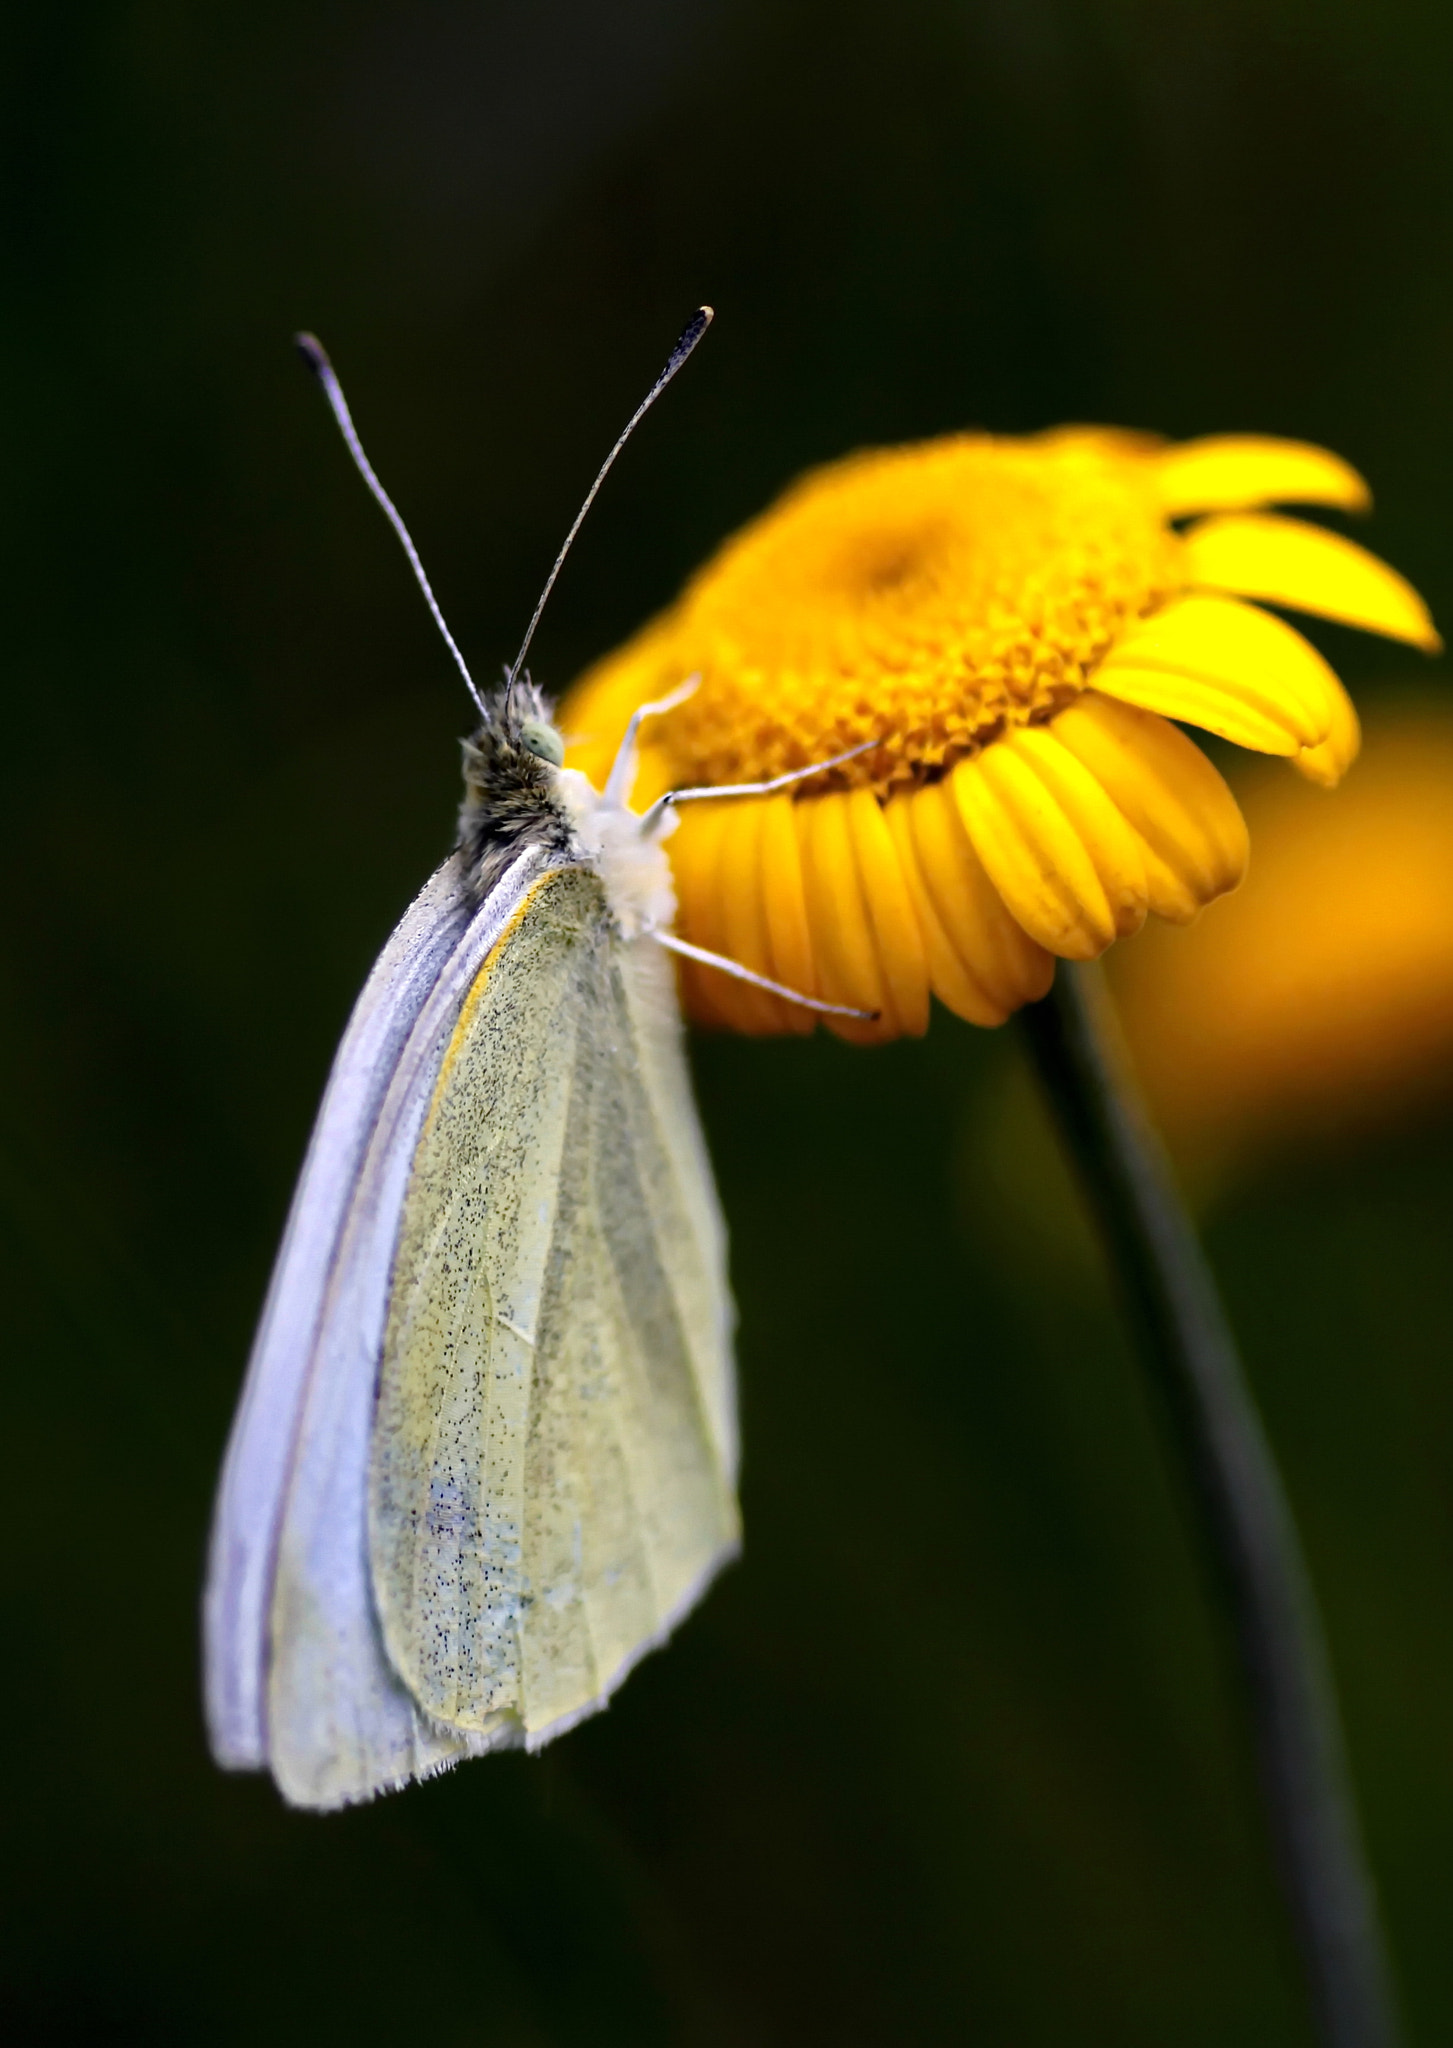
top-left (5, 2), bottom-right (1453, 2041)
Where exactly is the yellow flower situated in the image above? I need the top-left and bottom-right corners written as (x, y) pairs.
top-left (1111, 702), bottom-right (1453, 1175)
top-left (561, 428), bottom-right (1438, 1042)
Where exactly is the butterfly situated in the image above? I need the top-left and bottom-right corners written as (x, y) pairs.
top-left (204, 313), bottom-right (867, 1808)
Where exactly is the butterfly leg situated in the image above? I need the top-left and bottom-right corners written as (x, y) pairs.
top-left (652, 929), bottom-right (877, 1020)
top-left (602, 675), bottom-right (702, 808)
top-left (636, 735), bottom-right (881, 839)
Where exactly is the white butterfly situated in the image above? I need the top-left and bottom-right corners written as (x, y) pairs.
top-left (204, 316), bottom-right (867, 1809)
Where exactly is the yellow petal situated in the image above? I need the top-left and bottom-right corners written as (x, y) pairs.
top-left (798, 792), bottom-right (894, 1044)
top-left (1093, 666), bottom-right (1304, 756)
top-left (846, 788), bottom-right (930, 1037)
top-left (757, 793), bottom-right (820, 1032)
top-left (1294, 672), bottom-right (1362, 789)
top-left (952, 749), bottom-right (1116, 960)
top-left (716, 800), bottom-right (797, 1035)
top-left (1098, 594), bottom-right (1336, 751)
top-left (668, 801), bottom-right (742, 1031)
top-left (1183, 513), bottom-right (1441, 652)
top-left (1001, 725), bottom-right (1149, 937)
top-left (1051, 692), bottom-right (1249, 908)
top-left (905, 781), bottom-right (1054, 1011)
top-left (1130, 847), bottom-right (1205, 925)
top-left (1154, 435), bottom-right (1370, 518)
top-left (884, 797), bottom-right (1008, 1025)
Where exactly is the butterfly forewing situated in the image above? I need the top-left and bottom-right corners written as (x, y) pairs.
top-left (257, 850), bottom-right (551, 1807)
top-left (205, 855), bottom-right (472, 1771)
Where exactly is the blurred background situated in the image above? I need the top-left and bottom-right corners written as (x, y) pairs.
top-left (5, 1), bottom-right (1453, 2041)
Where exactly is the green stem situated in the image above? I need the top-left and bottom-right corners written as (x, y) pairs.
top-left (1017, 962), bottom-right (1398, 2048)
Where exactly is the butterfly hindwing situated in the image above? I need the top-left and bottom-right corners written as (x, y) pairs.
top-left (367, 872), bottom-right (588, 1728)
top-left (369, 865), bottom-right (739, 1746)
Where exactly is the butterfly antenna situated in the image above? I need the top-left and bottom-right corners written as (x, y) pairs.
top-left (507, 306), bottom-right (713, 686)
top-left (294, 332), bottom-right (489, 720)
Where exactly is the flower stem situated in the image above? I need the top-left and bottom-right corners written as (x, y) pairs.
top-left (1017, 962), bottom-right (1398, 2048)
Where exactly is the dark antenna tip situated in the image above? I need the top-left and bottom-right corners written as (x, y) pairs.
top-left (293, 331), bottom-right (331, 377)
top-left (672, 307), bottom-right (713, 363)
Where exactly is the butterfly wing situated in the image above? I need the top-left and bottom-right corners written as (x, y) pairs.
top-left (205, 847), bottom-right (550, 1807)
top-left (205, 854), bottom-right (470, 1770)
top-left (369, 864), bottom-right (739, 1749)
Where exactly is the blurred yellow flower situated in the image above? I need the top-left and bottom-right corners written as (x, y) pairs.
top-left (1110, 702), bottom-right (1453, 1171)
top-left (562, 429), bottom-right (1437, 1042)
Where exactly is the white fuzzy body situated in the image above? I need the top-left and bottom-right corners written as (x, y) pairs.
top-left (553, 763), bottom-right (679, 941)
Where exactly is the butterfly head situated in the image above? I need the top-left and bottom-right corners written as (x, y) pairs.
top-left (457, 675), bottom-right (575, 899)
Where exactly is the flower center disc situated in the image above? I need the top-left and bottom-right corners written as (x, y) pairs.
top-left (626, 429), bottom-right (1183, 795)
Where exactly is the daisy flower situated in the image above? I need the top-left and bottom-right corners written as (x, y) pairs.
top-left (562, 429), bottom-right (1437, 1042)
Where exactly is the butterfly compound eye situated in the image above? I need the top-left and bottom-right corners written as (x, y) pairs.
top-left (520, 719), bottom-right (566, 767)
